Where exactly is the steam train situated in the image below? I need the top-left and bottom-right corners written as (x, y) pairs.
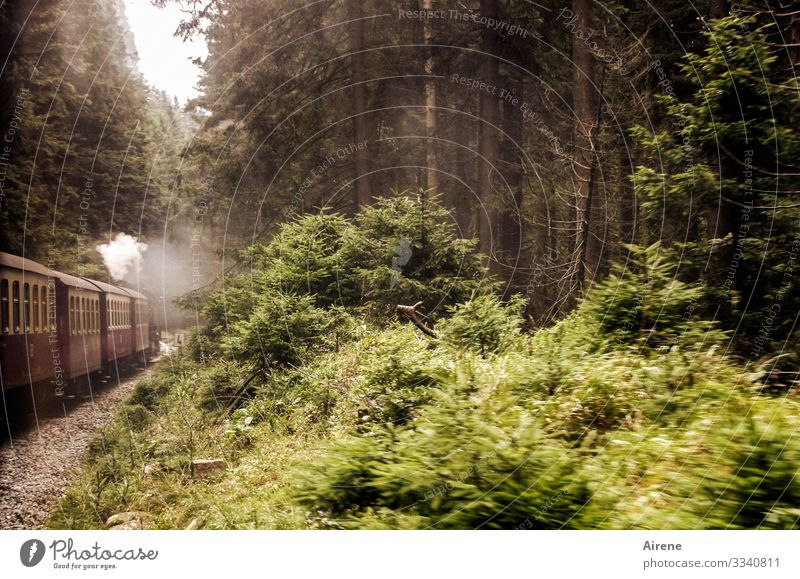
top-left (0, 251), bottom-right (159, 399)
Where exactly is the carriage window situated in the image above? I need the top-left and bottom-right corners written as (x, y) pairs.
top-left (70, 296), bottom-right (75, 335)
top-left (41, 286), bottom-right (48, 332)
top-left (1, 279), bottom-right (8, 334)
top-left (95, 300), bottom-right (99, 332)
top-left (12, 281), bottom-right (20, 333)
top-left (33, 285), bottom-right (39, 332)
top-left (23, 283), bottom-right (30, 333)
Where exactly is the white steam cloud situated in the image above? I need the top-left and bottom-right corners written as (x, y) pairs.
top-left (96, 233), bottom-right (148, 281)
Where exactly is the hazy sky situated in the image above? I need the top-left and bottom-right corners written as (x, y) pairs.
top-left (122, 0), bottom-right (207, 104)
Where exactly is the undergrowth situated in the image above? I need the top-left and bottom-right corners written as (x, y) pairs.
top-left (48, 204), bottom-right (800, 530)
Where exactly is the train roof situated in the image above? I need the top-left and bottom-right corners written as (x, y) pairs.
top-left (83, 278), bottom-right (131, 297)
top-left (123, 286), bottom-right (147, 300)
top-left (56, 271), bottom-right (102, 292)
top-left (1, 252), bottom-right (148, 299)
top-left (0, 251), bottom-right (52, 277)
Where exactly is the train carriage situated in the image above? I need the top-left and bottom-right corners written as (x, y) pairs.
top-left (54, 272), bottom-right (103, 380)
top-left (1, 251), bottom-right (157, 398)
top-left (126, 287), bottom-right (149, 361)
top-left (0, 253), bottom-right (55, 389)
top-left (85, 279), bottom-right (134, 364)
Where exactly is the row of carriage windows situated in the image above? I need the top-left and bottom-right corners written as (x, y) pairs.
top-left (107, 298), bottom-right (131, 329)
top-left (69, 296), bottom-right (101, 335)
top-left (1, 279), bottom-right (138, 335)
top-left (1, 279), bottom-right (51, 335)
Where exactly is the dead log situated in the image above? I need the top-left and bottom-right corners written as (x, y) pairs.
top-left (396, 301), bottom-right (438, 338)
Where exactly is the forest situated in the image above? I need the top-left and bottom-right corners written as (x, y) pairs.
top-left (1, 0), bottom-right (800, 529)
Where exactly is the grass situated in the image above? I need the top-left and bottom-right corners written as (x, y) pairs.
top-left (47, 304), bottom-right (800, 530)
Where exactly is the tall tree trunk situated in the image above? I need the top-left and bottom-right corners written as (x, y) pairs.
top-left (422, 0), bottom-right (439, 192)
top-left (349, 1), bottom-right (371, 208)
top-left (499, 77), bottom-right (524, 292)
top-left (478, 0), bottom-right (501, 273)
top-left (619, 143), bottom-right (637, 247)
top-left (453, 113), bottom-right (473, 236)
top-left (709, 0), bottom-right (726, 19)
top-left (572, 0), bottom-right (596, 293)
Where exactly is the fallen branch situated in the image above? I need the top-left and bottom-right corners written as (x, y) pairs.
top-left (223, 368), bottom-right (266, 414)
top-left (396, 301), bottom-right (438, 338)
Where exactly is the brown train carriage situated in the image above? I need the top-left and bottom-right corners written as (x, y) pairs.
top-left (85, 279), bottom-right (133, 364)
top-left (54, 272), bottom-right (102, 380)
top-left (0, 252), bottom-right (55, 389)
top-left (127, 287), bottom-right (149, 360)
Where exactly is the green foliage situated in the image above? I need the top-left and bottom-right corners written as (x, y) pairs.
top-left (580, 243), bottom-right (723, 348)
top-left (243, 212), bottom-right (360, 308)
top-left (199, 194), bottom-right (487, 373)
top-left (0, 0), bottom-right (193, 258)
top-left (345, 194), bottom-right (486, 317)
top-left (294, 364), bottom-right (591, 529)
top-left (128, 374), bottom-right (173, 412)
top-left (631, 15), bottom-right (800, 354)
top-left (223, 291), bottom-right (331, 369)
top-left (355, 325), bottom-right (437, 428)
top-left (439, 294), bottom-right (526, 356)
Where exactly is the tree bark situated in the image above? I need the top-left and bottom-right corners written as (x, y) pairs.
top-left (422, 0), bottom-right (439, 193)
top-left (709, 0), bottom-right (726, 19)
top-left (349, 1), bottom-right (371, 208)
top-left (499, 76), bottom-right (524, 291)
top-left (571, 0), bottom-right (596, 293)
top-left (478, 0), bottom-right (501, 273)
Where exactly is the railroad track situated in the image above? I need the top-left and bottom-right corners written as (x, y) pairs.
top-left (0, 365), bottom-right (151, 530)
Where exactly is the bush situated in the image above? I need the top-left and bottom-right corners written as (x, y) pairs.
top-left (223, 291), bottom-right (331, 368)
top-left (128, 374), bottom-right (172, 412)
top-left (197, 360), bottom-right (252, 413)
top-left (295, 376), bottom-right (592, 529)
top-left (580, 242), bottom-right (723, 348)
top-left (243, 212), bottom-right (360, 308)
top-left (439, 294), bottom-right (526, 356)
top-left (343, 194), bottom-right (487, 318)
top-left (356, 325), bottom-right (438, 427)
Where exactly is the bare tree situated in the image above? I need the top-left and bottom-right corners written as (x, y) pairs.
top-left (349, 0), bottom-right (371, 208)
top-left (571, 0), bottom-right (596, 292)
top-left (422, 0), bottom-right (439, 193)
top-left (478, 0), bottom-right (501, 273)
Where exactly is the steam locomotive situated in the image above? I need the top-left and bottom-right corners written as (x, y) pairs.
top-left (0, 251), bottom-right (159, 399)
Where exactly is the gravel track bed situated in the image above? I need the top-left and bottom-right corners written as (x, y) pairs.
top-left (0, 371), bottom-right (147, 530)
